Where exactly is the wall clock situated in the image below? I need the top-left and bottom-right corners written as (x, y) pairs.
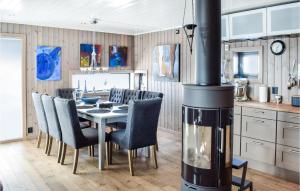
top-left (270, 40), bottom-right (285, 55)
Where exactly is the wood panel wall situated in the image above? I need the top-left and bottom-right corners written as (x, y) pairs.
top-left (135, 29), bottom-right (299, 132)
top-left (0, 22), bottom-right (134, 138)
top-left (134, 28), bottom-right (195, 132)
top-left (223, 35), bottom-right (300, 103)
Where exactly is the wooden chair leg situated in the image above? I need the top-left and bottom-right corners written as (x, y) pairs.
top-left (91, 145), bottom-right (94, 157)
top-left (88, 146), bottom-right (91, 156)
top-left (57, 141), bottom-right (63, 163)
top-left (61, 143), bottom-right (67, 165)
top-left (45, 134), bottom-right (50, 154)
top-left (73, 149), bottom-right (79, 174)
top-left (133, 149), bottom-right (137, 158)
top-left (155, 140), bottom-right (159, 151)
top-left (128, 150), bottom-right (134, 176)
top-left (151, 145), bottom-right (158, 169)
top-left (147, 146), bottom-right (151, 158)
top-left (105, 142), bottom-right (109, 166)
top-left (36, 130), bottom-right (42, 148)
top-left (47, 137), bottom-right (53, 156)
top-left (109, 142), bottom-right (113, 164)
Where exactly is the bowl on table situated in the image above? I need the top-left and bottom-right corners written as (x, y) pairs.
top-left (81, 97), bottom-right (100, 105)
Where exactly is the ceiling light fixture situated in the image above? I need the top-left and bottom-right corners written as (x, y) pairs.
top-left (182, 0), bottom-right (197, 54)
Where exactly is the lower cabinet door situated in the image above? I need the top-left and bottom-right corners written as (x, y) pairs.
top-left (276, 144), bottom-right (300, 172)
top-left (233, 135), bottom-right (241, 156)
top-left (277, 121), bottom-right (300, 148)
top-left (241, 137), bottom-right (275, 165)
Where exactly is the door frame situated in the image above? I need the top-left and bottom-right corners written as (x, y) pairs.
top-left (0, 33), bottom-right (27, 143)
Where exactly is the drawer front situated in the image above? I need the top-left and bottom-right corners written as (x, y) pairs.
top-left (234, 106), bottom-right (241, 115)
top-left (242, 107), bottom-right (276, 120)
top-left (277, 121), bottom-right (300, 148)
top-left (233, 135), bottom-right (241, 156)
top-left (278, 112), bottom-right (300, 124)
top-left (242, 116), bottom-right (276, 142)
top-left (241, 137), bottom-right (275, 165)
top-left (234, 114), bottom-right (241, 135)
top-left (276, 145), bottom-right (300, 172)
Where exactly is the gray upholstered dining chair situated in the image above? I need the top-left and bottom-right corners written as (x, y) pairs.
top-left (108, 88), bottom-right (125, 103)
top-left (108, 98), bottom-right (162, 176)
top-left (142, 91), bottom-right (163, 100)
top-left (32, 92), bottom-right (50, 154)
top-left (54, 97), bottom-right (110, 174)
top-left (41, 95), bottom-right (63, 162)
top-left (56, 88), bottom-right (75, 99)
top-left (122, 89), bottom-right (142, 104)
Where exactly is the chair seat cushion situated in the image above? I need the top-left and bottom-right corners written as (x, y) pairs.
top-left (81, 128), bottom-right (110, 148)
top-left (110, 129), bottom-right (126, 147)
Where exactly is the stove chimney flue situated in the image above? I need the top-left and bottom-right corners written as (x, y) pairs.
top-left (195, 0), bottom-right (221, 86)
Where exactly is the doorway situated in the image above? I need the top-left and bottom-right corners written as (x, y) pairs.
top-left (0, 34), bottom-right (26, 142)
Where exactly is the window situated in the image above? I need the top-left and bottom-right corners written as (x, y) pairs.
top-left (233, 51), bottom-right (259, 79)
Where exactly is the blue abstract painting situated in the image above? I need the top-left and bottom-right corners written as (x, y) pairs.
top-left (109, 46), bottom-right (128, 68)
top-left (36, 46), bottom-right (61, 81)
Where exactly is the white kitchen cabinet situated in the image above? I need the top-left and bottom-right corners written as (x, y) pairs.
top-left (221, 15), bottom-right (229, 41)
top-left (267, 2), bottom-right (300, 36)
top-left (229, 8), bottom-right (267, 39)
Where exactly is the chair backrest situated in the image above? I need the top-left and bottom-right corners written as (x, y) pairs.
top-left (124, 98), bottom-right (162, 149)
top-left (142, 91), bottom-right (163, 100)
top-left (54, 97), bottom-right (85, 149)
top-left (109, 88), bottom-right (125, 103)
top-left (41, 95), bottom-right (62, 141)
top-left (123, 89), bottom-right (142, 104)
top-left (32, 92), bottom-right (48, 133)
top-left (56, 88), bottom-right (75, 99)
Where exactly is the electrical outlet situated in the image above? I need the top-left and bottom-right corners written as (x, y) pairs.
top-left (28, 127), bottom-right (33, 134)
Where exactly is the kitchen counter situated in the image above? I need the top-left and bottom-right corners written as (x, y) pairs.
top-left (235, 101), bottom-right (300, 114)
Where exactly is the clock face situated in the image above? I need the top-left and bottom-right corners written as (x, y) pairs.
top-left (271, 40), bottom-right (285, 55)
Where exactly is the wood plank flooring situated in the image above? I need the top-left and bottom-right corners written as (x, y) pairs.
top-left (0, 130), bottom-right (299, 191)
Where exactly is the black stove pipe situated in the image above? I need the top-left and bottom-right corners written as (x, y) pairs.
top-left (195, 0), bottom-right (221, 86)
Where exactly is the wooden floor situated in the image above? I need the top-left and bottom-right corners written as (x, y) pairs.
top-left (0, 130), bottom-right (299, 191)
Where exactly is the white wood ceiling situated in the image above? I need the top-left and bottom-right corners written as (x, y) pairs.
top-left (0, 0), bottom-right (294, 35)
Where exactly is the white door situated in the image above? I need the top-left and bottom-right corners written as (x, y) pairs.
top-left (0, 37), bottom-right (24, 142)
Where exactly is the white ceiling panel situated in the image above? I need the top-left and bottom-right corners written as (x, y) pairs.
top-left (0, 0), bottom-right (295, 35)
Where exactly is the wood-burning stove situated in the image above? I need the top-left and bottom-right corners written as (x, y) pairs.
top-left (181, 0), bottom-right (234, 190)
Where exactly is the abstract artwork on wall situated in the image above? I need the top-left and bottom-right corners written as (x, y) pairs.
top-left (109, 45), bottom-right (128, 68)
top-left (36, 46), bottom-right (61, 81)
top-left (80, 44), bottom-right (102, 68)
top-left (152, 44), bottom-right (180, 82)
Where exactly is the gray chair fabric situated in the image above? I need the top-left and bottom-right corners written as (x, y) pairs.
top-left (54, 97), bottom-right (109, 149)
top-left (56, 88), bottom-right (75, 99)
top-left (0, 180), bottom-right (2, 191)
top-left (123, 90), bottom-right (142, 104)
top-left (110, 98), bottom-right (162, 150)
top-left (41, 95), bottom-right (62, 141)
top-left (109, 88), bottom-right (125, 103)
top-left (142, 91), bottom-right (163, 100)
top-left (32, 92), bottom-right (48, 134)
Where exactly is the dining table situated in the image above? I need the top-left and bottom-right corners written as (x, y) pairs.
top-left (76, 102), bottom-right (128, 171)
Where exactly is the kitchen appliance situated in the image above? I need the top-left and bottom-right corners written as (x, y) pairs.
top-left (234, 79), bottom-right (249, 102)
top-left (291, 95), bottom-right (300, 107)
top-left (181, 0), bottom-right (234, 190)
top-left (259, 85), bottom-right (268, 103)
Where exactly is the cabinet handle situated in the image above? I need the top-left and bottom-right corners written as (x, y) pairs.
top-left (255, 120), bottom-right (265, 123)
top-left (254, 110), bottom-right (265, 114)
top-left (248, 140), bottom-right (264, 146)
top-left (284, 149), bottom-right (300, 155)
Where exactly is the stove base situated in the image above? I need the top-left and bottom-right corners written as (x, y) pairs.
top-left (181, 179), bottom-right (231, 191)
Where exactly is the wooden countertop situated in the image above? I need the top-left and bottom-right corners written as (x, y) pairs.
top-left (235, 101), bottom-right (300, 114)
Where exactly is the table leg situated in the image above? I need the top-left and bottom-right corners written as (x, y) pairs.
top-left (98, 119), bottom-right (106, 170)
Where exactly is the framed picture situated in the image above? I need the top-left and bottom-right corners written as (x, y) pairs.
top-left (152, 44), bottom-right (180, 82)
top-left (36, 46), bottom-right (61, 81)
top-left (80, 44), bottom-right (102, 68)
top-left (109, 45), bottom-right (128, 68)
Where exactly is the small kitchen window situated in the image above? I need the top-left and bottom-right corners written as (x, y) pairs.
top-left (231, 46), bottom-right (263, 83)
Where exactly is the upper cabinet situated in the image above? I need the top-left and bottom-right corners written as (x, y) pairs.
top-left (229, 8), bottom-right (267, 40)
top-left (221, 15), bottom-right (229, 41)
top-left (267, 2), bottom-right (300, 36)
